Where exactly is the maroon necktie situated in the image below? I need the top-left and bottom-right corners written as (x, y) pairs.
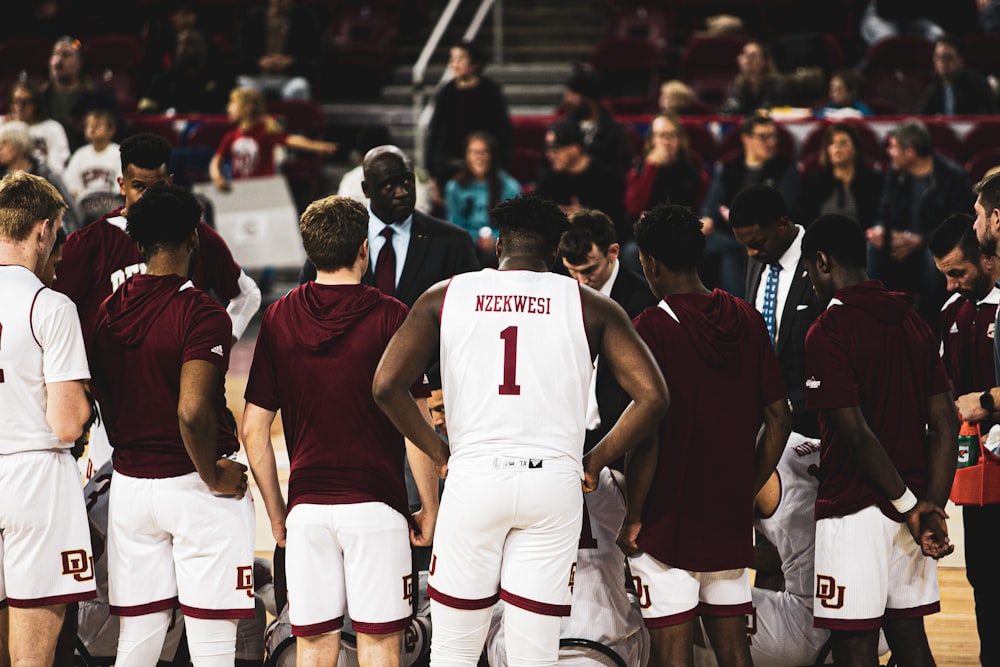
top-left (374, 226), bottom-right (396, 296)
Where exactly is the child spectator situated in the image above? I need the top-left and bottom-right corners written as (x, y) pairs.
top-left (209, 87), bottom-right (336, 190)
top-left (62, 109), bottom-right (121, 203)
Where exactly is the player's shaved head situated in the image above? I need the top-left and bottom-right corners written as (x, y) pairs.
top-left (126, 183), bottom-right (200, 254)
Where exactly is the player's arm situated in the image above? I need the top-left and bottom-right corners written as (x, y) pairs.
top-left (178, 359), bottom-right (247, 498)
top-left (373, 284), bottom-right (450, 469)
top-left (241, 402), bottom-right (286, 546)
top-left (753, 398), bottom-right (792, 496)
top-left (921, 390), bottom-right (960, 558)
top-left (407, 398), bottom-right (441, 547)
top-left (46, 379), bottom-right (92, 443)
top-left (956, 386), bottom-right (1000, 423)
top-left (618, 431), bottom-right (658, 556)
top-left (581, 290), bottom-right (669, 487)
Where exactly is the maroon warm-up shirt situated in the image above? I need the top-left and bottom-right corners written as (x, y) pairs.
top-left (244, 282), bottom-right (428, 518)
top-left (805, 280), bottom-right (951, 521)
top-left (92, 273), bottom-right (238, 478)
top-left (633, 289), bottom-right (786, 571)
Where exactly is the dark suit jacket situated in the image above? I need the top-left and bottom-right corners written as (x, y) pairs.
top-left (745, 250), bottom-right (821, 438)
top-left (584, 264), bottom-right (657, 452)
top-left (299, 211), bottom-right (480, 308)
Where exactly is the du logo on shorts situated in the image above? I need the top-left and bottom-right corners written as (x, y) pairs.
top-left (402, 573), bottom-right (413, 602)
top-left (816, 574), bottom-right (846, 609)
top-left (632, 575), bottom-right (652, 609)
top-left (61, 549), bottom-right (95, 582)
top-left (236, 565), bottom-right (254, 598)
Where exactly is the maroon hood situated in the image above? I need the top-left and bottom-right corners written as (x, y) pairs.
top-left (831, 280), bottom-right (913, 325)
top-left (286, 282), bottom-right (388, 352)
top-left (665, 289), bottom-right (746, 369)
top-left (103, 273), bottom-right (189, 346)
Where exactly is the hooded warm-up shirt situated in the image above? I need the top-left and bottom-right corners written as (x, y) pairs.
top-left (632, 289), bottom-right (786, 571)
top-left (805, 280), bottom-right (950, 521)
top-left (91, 273), bottom-right (238, 478)
top-left (244, 282), bottom-right (428, 517)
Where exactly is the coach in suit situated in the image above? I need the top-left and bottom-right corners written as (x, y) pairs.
top-left (559, 209), bottom-right (656, 453)
top-left (300, 145), bottom-right (479, 306)
top-left (730, 184), bottom-right (821, 437)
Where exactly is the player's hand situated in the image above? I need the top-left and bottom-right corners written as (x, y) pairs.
top-left (956, 392), bottom-right (990, 423)
top-left (616, 519), bottom-right (643, 556)
top-left (889, 230), bottom-right (922, 262)
top-left (436, 462), bottom-right (448, 479)
top-left (582, 467), bottom-right (599, 493)
top-left (209, 458), bottom-right (249, 499)
top-left (410, 508), bottom-right (436, 547)
top-left (270, 516), bottom-right (286, 547)
top-left (866, 225), bottom-right (886, 250)
top-left (904, 500), bottom-right (950, 557)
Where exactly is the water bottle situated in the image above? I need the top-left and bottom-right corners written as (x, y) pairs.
top-left (958, 421), bottom-right (981, 469)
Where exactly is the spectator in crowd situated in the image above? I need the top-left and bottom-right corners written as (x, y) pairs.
top-left (860, 0), bottom-right (944, 45)
top-left (868, 119), bottom-right (973, 326)
top-left (929, 214), bottom-right (1000, 667)
top-left (535, 119), bottom-right (626, 242)
top-left (719, 41), bottom-right (788, 116)
top-left (658, 80), bottom-right (711, 116)
top-left (625, 112), bottom-right (705, 222)
top-left (981, 0), bottom-right (1000, 32)
top-left (426, 40), bottom-right (513, 187)
top-left (210, 87), bottom-right (336, 190)
top-left (235, 0), bottom-right (320, 100)
top-left (139, 0), bottom-right (200, 81)
top-left (919, 35), bottom-right (996, 116)
top-left (560, 68), bottom-right (633, 179)
top-left (797, 123), bottom-right (883, 229)
top-left (0, 121), bottom-right (81, 232)
top-left (62, 109), bottom-right (120, 204)
top-left (815, 69), bottom-right (873, 118)
top-left (138, 27), bottom-right (234, 114)
top-left (5, 81), bottom-right (71, 176)
top-left (338, 125), bottom-right (433, 215)
top-left (444, 131), bottom-right (521, 266)
top-left (700, 113), bottom-right (800, 297)
top-left (42, 36), bottom-right (119, 152)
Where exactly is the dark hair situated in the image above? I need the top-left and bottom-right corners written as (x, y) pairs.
top-left (935, 33), bottom-right (964, 59)
top-left (119, 133), bottom-right (172, 174)
top-left (559, 209), bottom-right (617, 263)
top-left (740, 111), bottom-right (775, 137)
top-left (126, 183), bottom-right (200, 252)
top-left (890, 120), bottom-right (933, 158)
top-left (53, 226), bottom-right (67, 252)
top-left (820, 122), bottom-right (866, 170)
top-left (10, 80), bottom-right (47, 121)
top-left (633, 204), bottom-right (704, 270)
top-left (930, 213), bottom-right (981, 261)
top-left (830, 68), bottom-right (862, 98)
top-left (490, 194), bottom-right (569, 256)
top-left (729, 184), bottom-right (786, 230)
top-left (645, 111), bottom-right (689, 163)
top-left (455, 131), bottom-right (504, 210)
top-left (801, 214), bottom-right (866, 269)
top-left (299, 195), bottom-right (369, 272)
top-left (975, 173), bottom-right (1000, 217)
top-left (452, 40), bottom-right (485, 68)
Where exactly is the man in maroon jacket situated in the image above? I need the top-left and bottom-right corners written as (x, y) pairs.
top-left (802, 214), bottom-right (958, 667)
top-left (620, 203), bottom-right (791, 667)
top-left (242, 195), bottom-right (448, 667)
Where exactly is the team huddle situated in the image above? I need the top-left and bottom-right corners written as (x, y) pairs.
top-left (0, 129), bottom-right (982, 667)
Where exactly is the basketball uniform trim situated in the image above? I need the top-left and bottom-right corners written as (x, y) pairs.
top-left (439, 276), bottom-right (455, 324)
top-left (500, 588), bottom-right (571, 617)
top-left (110, 597), bottom-right (178, 617)
top-left (427, 584), bottom-right (500, 610)
top-left (6, 590), bottom-right (97, 608)
top-left (292, 616), bottom-right (345, 638)
top-left (814, 616), bottom-right (883, 631)
top-left (180, 603), bottom-right (256, 620)
top-left (643, 608), bottom-right (698, 629)
top-left (28, 286), bottom-right (44, 347)
top-left (352, 617), bottom-right (413, 635)
top-left (697, 601), bottom-right (753, 617)
top-left (884, 601), bottom-right (940, 619)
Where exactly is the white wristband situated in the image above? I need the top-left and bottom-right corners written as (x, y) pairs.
top-left (891, 487), bottom-right (918, 514)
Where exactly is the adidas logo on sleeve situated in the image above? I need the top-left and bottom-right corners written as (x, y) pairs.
top-left (210, 344), bottom-right (224, 357)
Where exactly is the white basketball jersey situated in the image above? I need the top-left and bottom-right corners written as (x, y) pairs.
top-left (0, 265), bottom-right (90, 455)
top-left (756, 433), bottom-right (821, 599)
top-left (439, 270), bottom-right (593, 465)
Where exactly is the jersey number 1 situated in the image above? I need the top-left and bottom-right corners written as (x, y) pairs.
top-left (498, 325), bottom-right (521, 395)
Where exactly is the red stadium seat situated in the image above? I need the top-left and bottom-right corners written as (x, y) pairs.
top-left (590, 37), bottom-right (661, 99)
top-left (126, 116), bottom-right (182, 145)
top-left (860, 36), bottom-right (934, 115)
top-left (186, 117), bottom-right (232, 149)
top-left (266, 99), bottom-right (326, 137)
top-left (83, 34), bottom-right (143, 71)
top-left (681, 122), bottom-right (719, 165)
top-left (679, 35), bottom-right (747, 108)
top-left (966, 147), bottom-right (1000, 184)
top-left (924, 121), bottom-right (961, 161)
top-left (0, 38), bottom-right (51, 79)
top-left (961, 122), bottom-right (1000, 163)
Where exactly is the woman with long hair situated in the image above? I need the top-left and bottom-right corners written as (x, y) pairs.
top-left (5, 80), bottom-right (71, 176)
top-left (797, 123), bottom-right (882, 228)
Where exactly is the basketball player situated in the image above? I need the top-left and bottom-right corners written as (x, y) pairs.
top-left (0, 172), bottom-right (95, 667)
top-left (54, 132), bottom-right (260, 477)
top-left (486, 466), bottom-right (650, 667)
top-left (89, 184), bottom-right (253, 666)
top-left (242, 195), bottom-right (447, 667)
top-left (373, 194), bottom-right (668, 666)
top-left (802, 214), bottom-right (958, 666)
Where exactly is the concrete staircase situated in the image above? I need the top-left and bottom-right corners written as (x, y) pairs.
top-left (320, 0), bottom-right (606, 165)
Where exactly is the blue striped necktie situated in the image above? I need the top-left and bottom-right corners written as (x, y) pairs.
top-left (762, 263), bottom-right (781, 344)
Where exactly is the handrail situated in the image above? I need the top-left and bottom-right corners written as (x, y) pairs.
top-left (411, 0), bottom-right (501, 170)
